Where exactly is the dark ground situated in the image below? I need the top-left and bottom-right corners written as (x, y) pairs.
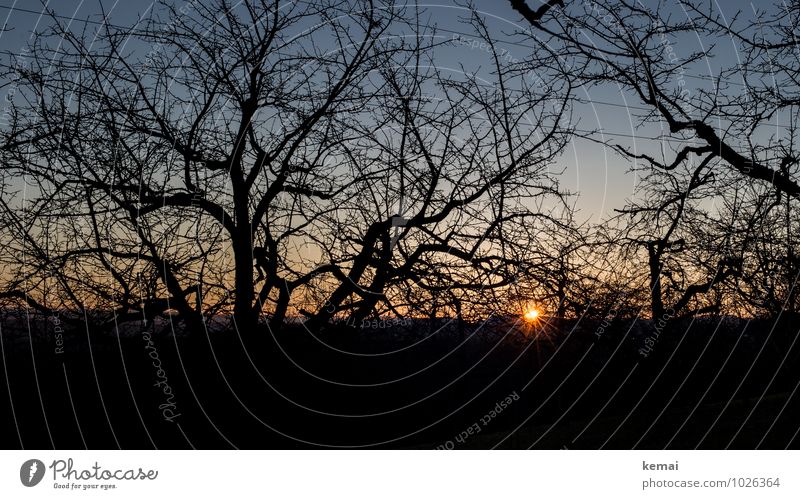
top-left (2, 313), bottom-right (799, 449)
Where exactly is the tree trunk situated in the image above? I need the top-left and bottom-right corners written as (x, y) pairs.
top-left (232, 231), bottom-right (258, 334)
top-left (269, 284), bottom-right (290, 332)
top-left (305, 222), bottom-right (387, 330)
top-left (347, 232), bottom-right (391, 327)
top-left (648, 244), bottom-right (665, 320)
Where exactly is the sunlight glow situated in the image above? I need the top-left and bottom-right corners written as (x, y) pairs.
top-left (523, 309), bottom-right (541, 321)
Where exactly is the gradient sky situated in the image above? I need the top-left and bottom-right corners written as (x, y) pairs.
top-left (0, 0), bottom-right (774, 223)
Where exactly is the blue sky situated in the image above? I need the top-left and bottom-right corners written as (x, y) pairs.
top-left (0, 0), bottom-right (776, 222)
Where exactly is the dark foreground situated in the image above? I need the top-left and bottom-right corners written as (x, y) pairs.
top-left (2, 313), bottom-right (799, 449)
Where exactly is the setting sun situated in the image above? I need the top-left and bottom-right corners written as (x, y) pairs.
top-left (523, 309), bottom-right (541, 321)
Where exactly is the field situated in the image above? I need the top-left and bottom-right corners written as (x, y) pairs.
top-left (3, 313), bottom-right (798, 449)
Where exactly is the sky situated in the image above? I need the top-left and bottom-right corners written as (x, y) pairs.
top-left (0, 0), bottom-right (776, 222)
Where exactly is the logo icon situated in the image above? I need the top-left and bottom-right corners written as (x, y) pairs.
top-left (20, 459), bottom-right (45, 487)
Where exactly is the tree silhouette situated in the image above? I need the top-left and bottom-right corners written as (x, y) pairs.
top-left (0, 1), bottom-right (573, 332)
top-left (510, 0), bottom-right (800, 319)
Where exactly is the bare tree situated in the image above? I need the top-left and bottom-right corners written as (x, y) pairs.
top-left (300, 10), bottom-right (575, 328)
top-left (0, 1), bottom-right (575, 334)
top-left (0, 0), bottom-right (412, 333)
top-left (607, 152), bottom-right (743, 318)
top-left (514, 0), bottom-right (800, 196)
top-left (509, 0), bottom-right (800, 319)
